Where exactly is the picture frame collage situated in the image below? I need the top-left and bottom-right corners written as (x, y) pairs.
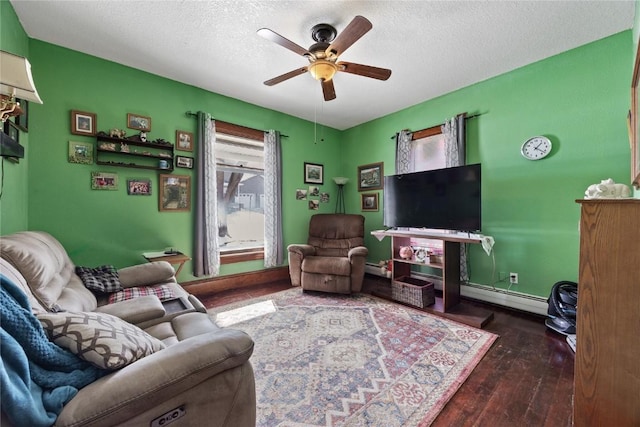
top-left (296, 161), bottom-right (385, 212)
top-left (357, 162), bottom-right (383, 212)
top-left (67, 109), bottom-right (193, 212)
top-left (298, 162), bottom-right (330, 210)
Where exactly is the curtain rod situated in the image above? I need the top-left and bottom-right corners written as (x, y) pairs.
top-left (388, 112), bottom-right (484, 140)
top-left (185, 111), bottom-right (288, 138)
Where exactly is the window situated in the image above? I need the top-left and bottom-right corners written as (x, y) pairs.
top-left (215, 125), bottom-right (265, 262)
top-left (411, 125), bottom-right (445, 172)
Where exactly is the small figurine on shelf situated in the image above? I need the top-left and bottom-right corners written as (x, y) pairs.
top-left (399, 246), bottom-right (414, 260)
top-left (120, 142), bottom-right (129, 153)
top-left (99, 142), bottom-right (116, 151)
top-left (109, 128), bottom-right (126, 139)
top-left (379, 260), bottom-right (392, 278)
top-left (126, 132), bottom-right (147, 142)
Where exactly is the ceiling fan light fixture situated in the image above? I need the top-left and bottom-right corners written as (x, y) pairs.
top-left (308, 60), bottom-right (337, 82)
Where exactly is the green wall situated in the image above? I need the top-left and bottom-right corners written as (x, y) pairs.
top-left (0, 0), bottom-right (30, 235)
top-left (1, 1), bottom-right (635, 300)
top-left (23, 40), bottom-right (342, 282)
top-left (342, 31), bottom-right (632, 298)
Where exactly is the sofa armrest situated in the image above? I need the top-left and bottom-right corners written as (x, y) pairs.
top-left (348, 246), bottom-right (368, 262)
top-left (118, 261), bottom-right (176, 288)
top-left (94, 295), bottom-right (166, 324)
top-left (56, 329), bottom-right (254, 427)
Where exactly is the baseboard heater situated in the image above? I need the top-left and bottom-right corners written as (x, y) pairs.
top-left (365, 262), bottom-right (548, 316)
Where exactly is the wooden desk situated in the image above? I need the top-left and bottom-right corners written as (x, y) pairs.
top-left (371, 229), bottom-right (494, 328)
top-left (142, 251), bottom-right (191, 277)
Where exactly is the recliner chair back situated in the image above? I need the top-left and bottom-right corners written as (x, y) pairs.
top-left (308, 214), bottom-right (365, 257)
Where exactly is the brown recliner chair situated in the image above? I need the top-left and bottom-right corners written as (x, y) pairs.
top-left (287, 214), bottom-right (368, 294)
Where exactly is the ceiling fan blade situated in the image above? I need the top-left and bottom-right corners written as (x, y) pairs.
top-left (326, 16), bottom-right (372, 57)
top-left (264, 67), bottom-right (308, 86)
top-left (322, 79), bottom-right (336, 101)
top-left (337, 61), bottom-right (392, 80)
top-left (257, 28), bottom-right (310, 57)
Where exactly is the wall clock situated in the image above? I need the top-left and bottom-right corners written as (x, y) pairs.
top-left (521, 136), bottom-right (552, 160)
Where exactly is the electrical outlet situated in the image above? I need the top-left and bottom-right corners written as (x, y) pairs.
top-left (509, 272), bottom-right (518, 284)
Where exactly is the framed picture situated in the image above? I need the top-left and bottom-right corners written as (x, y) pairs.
top-left (361, 192), bottom-right (379, 212)
top-left (14, 99), bottom-right (28, 132)
top-left (127, 113), bottom-right (151, 132)
top-left (71, 110), bottom-right (97, 136)
top-left (127, 179), bottom-right (152, 195)
top-left (308, 200), bottom-right (319, 210)
top-left (176, 130), bottom-right (193, 152)
top-left (358, 162), bottom-right (384, 191)
top-left (304, 162), bottom-right (324, 184)
top-left (4, 120), bottom-right (19, 143)
top-left (68, 141), bottom-right (93, 164)
top-left (159, 174), bottom-right (191, 212)
top-left (175, 155), bottom-right (194, 169)
top-left (295, 189), bottom-right (308, 200)
top-left (91, 172), bottom-right (118, 190)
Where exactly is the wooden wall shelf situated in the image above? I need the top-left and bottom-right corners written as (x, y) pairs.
top-left (96, 135), bottom-right (174, 171)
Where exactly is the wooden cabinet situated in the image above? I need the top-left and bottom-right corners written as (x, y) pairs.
top-left (96, 135), bottom-right (174, 171)
top-left (372, 229), bottom-right (494, 328)
top-left (574, 200), bottom-right (640, 426)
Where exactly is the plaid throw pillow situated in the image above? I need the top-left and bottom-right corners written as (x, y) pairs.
top-left (76, 265), bottom-right (122, 293)
top-left (108, 285), bottom-right (175, 304)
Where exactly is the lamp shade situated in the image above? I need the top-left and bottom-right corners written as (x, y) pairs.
top-left (1, 50), bottom-right (43, 104)
top-left (333, 177), bottom-right (349, 185)
top-left (308, 60), bottom-right (337, 82)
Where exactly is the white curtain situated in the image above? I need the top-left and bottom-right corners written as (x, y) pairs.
top-left (263, 130), bottom-right (283, 267)
top-left (194, 112), bottom-right (220, 276)
top-left (442, 114), bottom-right (468, 282)
top-left (395, 129), bottom-right (413, 174)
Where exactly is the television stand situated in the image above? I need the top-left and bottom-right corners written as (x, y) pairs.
top-left (371, 229), bottom-right (494, 328)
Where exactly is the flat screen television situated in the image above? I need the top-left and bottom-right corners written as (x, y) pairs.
top-left (383, 163), bottom-right (481, 232)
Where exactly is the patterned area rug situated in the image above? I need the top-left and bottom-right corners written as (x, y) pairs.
top-left (209, 289), bottom-right (498, 426)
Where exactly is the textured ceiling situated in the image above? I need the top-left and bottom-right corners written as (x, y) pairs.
top-left (10, 1), bottom-right (635, 130)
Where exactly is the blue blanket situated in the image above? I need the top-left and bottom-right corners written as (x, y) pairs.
top-left (0, 275), bottom-right (105, 427)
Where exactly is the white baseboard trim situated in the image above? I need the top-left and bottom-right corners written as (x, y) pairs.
top-left (365, 262), bottom-right (548, 316)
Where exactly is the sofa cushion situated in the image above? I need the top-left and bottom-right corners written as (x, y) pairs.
top-left (76, 265), bottom-right (123, 293)
top-left (0, 231), bottom-right (97, 311)
top-left (37, 311), bottom-right (166, 370)
top-left (108, 284), bottom-right (175, 304)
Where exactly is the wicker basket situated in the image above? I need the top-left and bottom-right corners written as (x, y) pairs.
top-left (391, 276), bottom-right (435, 308)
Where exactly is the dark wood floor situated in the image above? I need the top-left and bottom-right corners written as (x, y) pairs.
top-left (200, 275), bottom-right (574, 426)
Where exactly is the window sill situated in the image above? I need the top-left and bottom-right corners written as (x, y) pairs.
top-left (220, 249), bottom-right (264, 264)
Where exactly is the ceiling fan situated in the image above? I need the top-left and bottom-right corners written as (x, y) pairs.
top-left (257, 15), bottom-right (392, 101)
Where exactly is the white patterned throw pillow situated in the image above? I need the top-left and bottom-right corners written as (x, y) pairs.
top-left (38, 311), bottom-right (165, 370)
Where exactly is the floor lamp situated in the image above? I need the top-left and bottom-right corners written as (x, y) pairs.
top-left (333, 177), bottom-right (348, 213)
